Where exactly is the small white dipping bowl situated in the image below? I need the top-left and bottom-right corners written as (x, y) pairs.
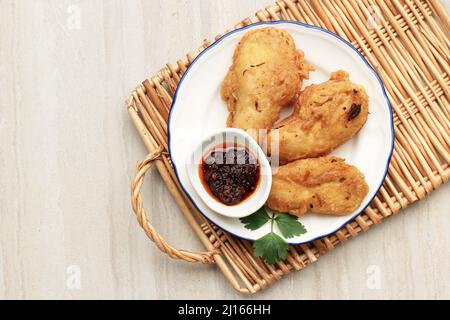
top-left (186, 128), bottom-right (272, 219)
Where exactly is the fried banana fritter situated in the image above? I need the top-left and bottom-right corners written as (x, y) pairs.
top-left (267, 157), bottom-right (369, 217)
top-left (268, 70), bottom-right (369, 163)
top-left (221, 27), bottom-right (313, 130)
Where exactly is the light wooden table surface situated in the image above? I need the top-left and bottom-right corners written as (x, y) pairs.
top-left (1, 0), bottom-right (449, 300)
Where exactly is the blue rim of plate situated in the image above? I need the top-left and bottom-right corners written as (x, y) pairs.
top-left (167, 20), bottom-right (395, 245)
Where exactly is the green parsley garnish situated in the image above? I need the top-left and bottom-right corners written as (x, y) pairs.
top-left (240, 207), bottom-right (308, 264)
top-left (253, 232), bottom-right (288, 265)
top-left (274, 214), bottom-right (307, 239)
top-left (240, 206), bottom-right (270, 230)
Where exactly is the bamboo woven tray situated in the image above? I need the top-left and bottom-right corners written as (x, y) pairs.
top-left (127, 0), bottom-right (449, 294)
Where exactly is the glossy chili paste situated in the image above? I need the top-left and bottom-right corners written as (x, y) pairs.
top-left (199, 143), bottom-right (260, 206)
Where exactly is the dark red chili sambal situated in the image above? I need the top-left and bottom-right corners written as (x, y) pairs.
top-left (199, 143), bottom-right (261, 206)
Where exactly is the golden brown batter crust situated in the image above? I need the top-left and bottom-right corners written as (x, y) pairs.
top-left (267, 157), bottom-right (369, 216)
top-left (268, 70), bottom-right (369, 163)
top-left (221, 27), bottom-right (313, 130)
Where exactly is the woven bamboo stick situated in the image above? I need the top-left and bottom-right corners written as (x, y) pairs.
top-left (127, 0), bottom-right (450, 294)
top-left (428, 0), bottom-right (450, 32)
top-left (127, 100), bottom-right (252, 293)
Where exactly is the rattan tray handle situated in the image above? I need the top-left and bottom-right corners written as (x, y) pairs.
top-left (131, 147), bottom-right (217, 264)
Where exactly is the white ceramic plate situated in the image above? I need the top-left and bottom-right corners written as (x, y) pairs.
top-left (168, 21), bottom-right (394, 244)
